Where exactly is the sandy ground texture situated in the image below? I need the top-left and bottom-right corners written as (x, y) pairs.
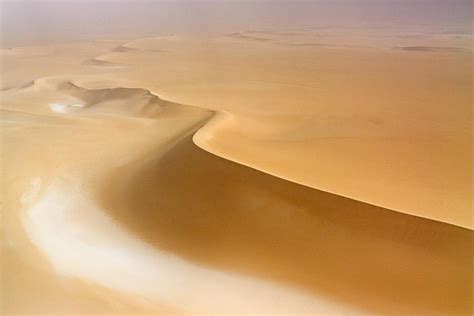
top-left (1, 13), bottom-right (472, 316)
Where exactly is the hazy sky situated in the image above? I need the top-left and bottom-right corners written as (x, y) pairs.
top-left (1, 0), bottom-right (472, 46)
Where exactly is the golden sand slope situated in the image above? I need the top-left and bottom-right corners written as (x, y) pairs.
top-left (1, 79), bottom-right (210, 313)
top-left (2, 79), bottom-right (350, 314)
top-left (115, 35), bottom-right (472, 228)
top-left (1, 29), bottom-right (472, 314)
top-left (104, 134), bottom-right (471, 314)
top-left (5, 32), bottom-right (466, 227)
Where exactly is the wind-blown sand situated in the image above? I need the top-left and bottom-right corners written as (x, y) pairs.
top-left (1, 3), bottom-right (472, 314)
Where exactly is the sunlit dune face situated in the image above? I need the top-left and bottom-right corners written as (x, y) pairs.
top-left (1, 0), bottom-right (472, 314)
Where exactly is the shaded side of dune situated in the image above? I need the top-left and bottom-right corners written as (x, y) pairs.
top-left (101, 133), bottom-right (472, 315)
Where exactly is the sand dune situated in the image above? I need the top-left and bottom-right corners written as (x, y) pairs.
top-left (112, 45), bottom-right (141, 53)
top-left (22, 175), bottom-right (348, 314)
top-left (104, 133), bottom-right (471, 314)
top-left (2, 80), bottom-right (212, 313)
top-left (393, 45), bottom-right (470, 52)
top-left (225, 32), bottom-right (274, 42)
top-left (3, 73), bottom-right (471, 313)
top-left (84, 58), bottom-right (124, 68)
top-left (4, 78), bottom-right (350, 313)
top-left (122, 35), bottom-right (469, 228)
top-left (1, 3), bottom-right (472, 312)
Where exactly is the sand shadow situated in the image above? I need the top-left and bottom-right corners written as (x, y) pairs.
top-left (101, 134), bottom-right (471, 314)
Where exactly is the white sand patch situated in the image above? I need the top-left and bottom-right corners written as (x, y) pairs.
top-left (49, 103), bottom-right (85, 113)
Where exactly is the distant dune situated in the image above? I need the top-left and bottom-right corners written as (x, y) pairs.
top-left (84, 58), bottom-right (124, 68)
top-left (393, 45), bottom-right (469, 52)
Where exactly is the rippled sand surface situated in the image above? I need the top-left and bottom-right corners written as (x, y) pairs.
top-left (1, 2), bottom-right (472, 314)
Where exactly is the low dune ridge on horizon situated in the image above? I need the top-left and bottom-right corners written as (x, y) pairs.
top-left (1, 0), bottom-right (473, 314)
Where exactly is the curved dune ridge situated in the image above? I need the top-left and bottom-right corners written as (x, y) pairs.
top-left (1, 29), bottom-right (472, 314)
top-left (79, 34), bottom-right (471, 229)
top-left (104, 134), bottom-right (471, 314)
top-left (2, 78), bottom-right (470, 314)
top-left (11, 79), bottom-right (346, 313)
